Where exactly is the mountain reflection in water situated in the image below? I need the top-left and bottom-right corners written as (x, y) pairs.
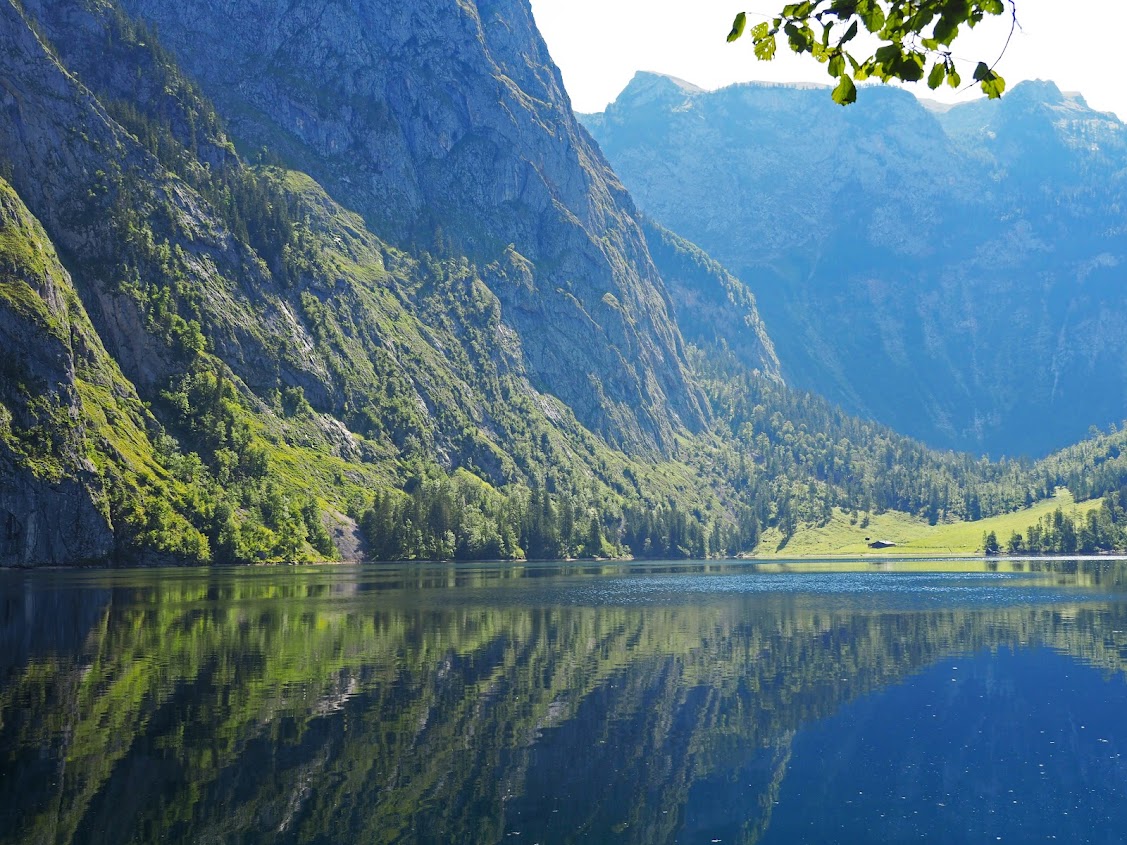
top-left (2, 559), bottom-right (1127, 844)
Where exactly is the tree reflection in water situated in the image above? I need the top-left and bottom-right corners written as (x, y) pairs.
top-left (2, 559), bottom-right (1127, 844)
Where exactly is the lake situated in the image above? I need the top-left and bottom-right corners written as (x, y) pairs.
top-left (3, 559), bottom-right (1127, 844)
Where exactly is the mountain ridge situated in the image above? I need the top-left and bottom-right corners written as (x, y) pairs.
top-left (0, 0), bottom-right (770, 564)
top-left (583, 74), bottom-right (1127, 457)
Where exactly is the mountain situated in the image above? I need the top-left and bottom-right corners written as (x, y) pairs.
top-left (4, 0), bottom-right (1127, 566)
top-left (641, 217), bottom-right (780, 382)
top-left (0, 0), bottom-right (785, 565)
top-left (582, 72), bottom-right (1127, 457)
top-left (0, 176), bottom-right (165, 565)
top-left (107, 0), bottom-right (711, 454)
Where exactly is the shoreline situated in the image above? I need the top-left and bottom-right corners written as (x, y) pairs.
top-left (7, 553), bottom-right (1127, 571)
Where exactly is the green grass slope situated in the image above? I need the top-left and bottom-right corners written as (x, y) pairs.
top-left (758, 490), bottom-right (1102, 558)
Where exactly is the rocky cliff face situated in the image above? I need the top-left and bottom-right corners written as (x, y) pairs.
top-left (0, 0), bottom-right (327, 401)
top-left (583, 74), bottom-right (1127, 456)
top-left (114, 0), bottom-right (705, 452)
top-left (1, 178), bottom-right (128, 566)
top-left (641, 218), bottom-right (780, 381)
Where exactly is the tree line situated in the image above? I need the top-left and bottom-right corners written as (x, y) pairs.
top-left (984, 485), bottom-right (1127, 556)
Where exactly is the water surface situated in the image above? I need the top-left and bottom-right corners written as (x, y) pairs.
top-left (3, 559), bottom-right (1127, 843)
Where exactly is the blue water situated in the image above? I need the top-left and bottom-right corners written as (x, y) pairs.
top-left (2, 560), bottom-right (1127, 844)
top-left (763, 647), bottom-right (1127, 844)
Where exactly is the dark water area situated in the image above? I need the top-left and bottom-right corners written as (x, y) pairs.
top-left (3, 559), bottom-right (1127, 844)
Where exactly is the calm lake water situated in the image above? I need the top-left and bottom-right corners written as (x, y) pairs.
top-left (4, 559), bottom-right (1127, 844)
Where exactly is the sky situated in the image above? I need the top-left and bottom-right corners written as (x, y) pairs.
top-left (528, 0), bottom-right (1127, 121)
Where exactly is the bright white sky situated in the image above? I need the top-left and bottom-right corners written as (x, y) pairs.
top-left (528, 0), bottom-right (1126, 121)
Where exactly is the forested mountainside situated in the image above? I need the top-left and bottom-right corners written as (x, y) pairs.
top-left (583, 72), bottom-right (1127, 457)
top-left (2, 0), bottom-right (1127, 566)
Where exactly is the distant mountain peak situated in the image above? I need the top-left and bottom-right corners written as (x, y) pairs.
top-left (609, 71), bottom-right (705, 110)
top-left (1006, 78), bottom-right (1066, 104)
top-left (938, 77), bottom-right (1123, 145)
top-left (616, 72), bottom-right (841, 106)
top-left (727, 79), bottom-right (832, 92)
top-left (583, 68), bottom-right (1127, 457)
top-left (630, 70), bottom-right (705, 93)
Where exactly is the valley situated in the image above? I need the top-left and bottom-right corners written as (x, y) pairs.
top-left (1, 0), bottom-right (1126, 566)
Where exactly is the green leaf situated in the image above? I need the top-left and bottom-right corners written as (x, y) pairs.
top-left (831, 74), bottom-right (857, 106)
top-left (896, 51), bottom-right (925, 83)
top-left (840, 20), bottom-right (859, 44)
top-left (981, 72), bottom-right (1006, 99)
top-left (933, 14), bottom-right (959, 45)
top-left (874, 43), bottom-right (900, 65)
top-left (828, 53), bottom-right (845, 78)
top-left (946, 67), bottom-right (961, 88)
top-left (727, 12), bottom-right (748, 43)
top-left (872, 42), bottom-right (900, 78)
top-left (973, 62), bottom-right (1005, 98)
top-left (908, 8), bottom-right (937, 32)
top-left (754, 32), bottom-right (777, 61)
top-left (784, 21), bottom-right (813, 53)
top-left (856, 0), bottom-right (886, 33)
top-left (927, 62), bottom-right (945, 90)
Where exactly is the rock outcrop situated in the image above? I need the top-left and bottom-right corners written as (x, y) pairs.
top-left (642, 218), bottom-right (780, 381)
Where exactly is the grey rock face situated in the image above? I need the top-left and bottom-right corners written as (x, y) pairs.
top-left (641, 218), bottom-right (780, 381)
top-left (116, 0), bottom-right (705, 452)
top-left (0, 180), bottom-right (115, 566)
top-left (584, 73), bottom-right (1127, 456)
top-left (0, 477), bottom-right (113, 567)
top-left (0, 0), bottom-right (348, 409)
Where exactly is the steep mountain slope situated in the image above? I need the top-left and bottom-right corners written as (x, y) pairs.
top-left (0, 177), bottom-right (204, 565)
top-left (1, 0), bottom-right (730, 564)
top-left (642, 217), bottom-right (780, 382)
top-left (110, 0), bottom-right (706, 453)
top-left (583, 73), bottom-right (1127, 456)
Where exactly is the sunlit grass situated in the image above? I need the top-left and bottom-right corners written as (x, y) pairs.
top-left (756, 490), bottom-right (1102, 558)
